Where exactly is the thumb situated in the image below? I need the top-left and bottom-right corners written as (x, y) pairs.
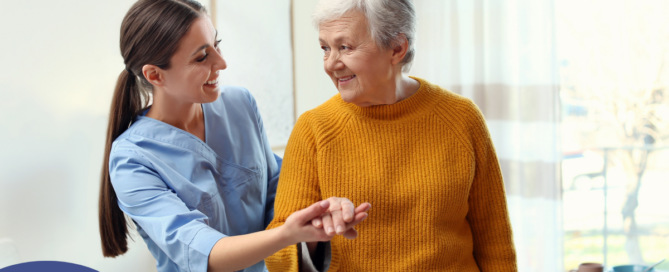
top-left (294, 201), bottom-right (330, 224)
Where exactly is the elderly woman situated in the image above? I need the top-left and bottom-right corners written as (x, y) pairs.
top-left (265, 0), bottom-right (517, 271)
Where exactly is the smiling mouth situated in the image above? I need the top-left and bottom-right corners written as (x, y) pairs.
top-left (204, 79), bottom-right (218, 85)
top-left (338, 75), bottom-right (356, 82)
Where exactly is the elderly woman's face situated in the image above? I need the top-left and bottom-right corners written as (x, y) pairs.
top-left (319, 11), bottom-right (396, 106)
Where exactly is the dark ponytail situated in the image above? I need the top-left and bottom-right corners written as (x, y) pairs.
top-left (99, 0), bottom-right (207, 257)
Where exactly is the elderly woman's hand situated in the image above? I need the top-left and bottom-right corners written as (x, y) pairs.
top-left (311, 197), bottom-right (371, 238)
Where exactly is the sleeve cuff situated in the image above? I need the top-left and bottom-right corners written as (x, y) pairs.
top-left (299, 242), bottom-right (331, 272)
top-left (188, 226), bottom-right (227, 272)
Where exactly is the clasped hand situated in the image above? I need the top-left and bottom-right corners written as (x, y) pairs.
top-left (282, 197), bottom-right (371, 244)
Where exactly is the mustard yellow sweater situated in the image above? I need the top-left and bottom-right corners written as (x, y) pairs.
top-left (266, 77), bottom-right (517, 271)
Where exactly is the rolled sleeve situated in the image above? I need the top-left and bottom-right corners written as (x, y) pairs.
top-left (110, 149), bottom-right (225, 272)
top-left (188, 226), bottom-right (226, 272)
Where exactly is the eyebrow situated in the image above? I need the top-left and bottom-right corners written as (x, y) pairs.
top-left (191, 30), bottom-right (219, 56)
top-left (319, 35), bottom-right (346, 45)
top-left (191, 44), bottom-right (210, 56)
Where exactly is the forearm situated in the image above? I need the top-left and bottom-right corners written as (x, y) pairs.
top-left (207, 226), bottom-right (292, 272)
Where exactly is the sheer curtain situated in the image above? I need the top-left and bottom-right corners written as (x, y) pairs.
top-left (411, 1), bottom-right (562, 271)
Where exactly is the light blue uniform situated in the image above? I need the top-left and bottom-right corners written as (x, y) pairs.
top-left (109, 86), bottom-right (280, 272)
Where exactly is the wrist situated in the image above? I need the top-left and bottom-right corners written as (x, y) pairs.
top-left (275, 224), bottom-right (297, 246)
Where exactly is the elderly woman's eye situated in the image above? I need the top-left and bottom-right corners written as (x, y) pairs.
top-left (340, 45), bottom-right (349, 50)
top-left (321, 46), bottom-right (329, 51)
top-left (196, 54), bottom-right (208, 62)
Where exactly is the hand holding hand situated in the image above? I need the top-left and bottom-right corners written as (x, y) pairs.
top-left (281, 201), bottom-right (335, 244)
top-left (311, 197), bottom-right (371, 239)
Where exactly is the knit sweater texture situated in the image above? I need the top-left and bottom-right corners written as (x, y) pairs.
top-left (265, 77), bottom-right (517, 272)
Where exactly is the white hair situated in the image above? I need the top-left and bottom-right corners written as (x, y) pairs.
top-left (313, 0), bottom-right (416, 73)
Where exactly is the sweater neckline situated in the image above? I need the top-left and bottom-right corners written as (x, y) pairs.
top-left (337, 76), bottom-right (439, 122)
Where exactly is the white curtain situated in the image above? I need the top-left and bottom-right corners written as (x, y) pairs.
top-left (412, 1), bottom-right (562, 271)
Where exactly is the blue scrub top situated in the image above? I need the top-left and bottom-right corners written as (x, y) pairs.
top-left (109, 86), bottom-right (281, 272)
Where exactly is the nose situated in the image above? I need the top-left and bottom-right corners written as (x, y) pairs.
top-left (212, 47), bottom-right (227, 71)
top-left (324, 51), bottom-right (343, 72)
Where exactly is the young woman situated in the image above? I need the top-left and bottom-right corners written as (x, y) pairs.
top-left (97, 1), bottom-right (370, 271)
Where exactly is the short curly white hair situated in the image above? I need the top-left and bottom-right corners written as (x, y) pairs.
top-left (312, 0), bottom-right (416, 73)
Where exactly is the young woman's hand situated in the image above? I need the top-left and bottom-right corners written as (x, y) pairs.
top-left (280, 201), bottom-right (336, 244)
top-left (280, 199), bottom-right (370, 245)
top-left (311, 197), bottom-right (371, 239)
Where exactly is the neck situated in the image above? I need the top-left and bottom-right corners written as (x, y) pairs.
top-left (357, 74), bottom-right (419, 107)
top-left (394, 74), bottom-right (420, 104)
top-left (147, 89), bottom-right (204, 135)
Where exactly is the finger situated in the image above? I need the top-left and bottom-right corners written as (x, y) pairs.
top-left (304, 226), bottom-right (334, 242)
top-left (344, 212), bottom-right (368, 230)
top-left (354, 202), bottom-right (371, 214)
top-left (331, 209), bottom-right (346, 235)
top-left (311, 217), bottom-right (323, 228)
top-left (342, 212), bottom-right (368, 240)
top-left (343, 227), bottom-right (358, 240)
top-left (321, 213), bottom-right (334, 235)
top-left (295, 201), bottom-right (330, 224)
top-left (340, 199), bottom-right (355, 223)
top-left (327, 196), bottom-right (342, 212)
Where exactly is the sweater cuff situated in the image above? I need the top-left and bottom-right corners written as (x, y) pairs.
top-left (187, 226), bottom-right (226, 272)
top-left (299, 242), bottom-right (331, 272)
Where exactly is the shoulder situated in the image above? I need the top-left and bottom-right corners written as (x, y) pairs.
top-left (302, 94), bottom-right (346, 121)
top-left (410, 77), bottom-right (477, 116)
top-left (292, 95), bottom-right (352, 147)
top-left (108, 139), bottom-right (157, 187)
top-left (108, 118), bottom-right (175, 172)
top-left (421, 80), bottom-right (485, 130)
top-left (415, 78), bottom-right (490, 150)
top-left (109, 129), bottom-right (151, 166)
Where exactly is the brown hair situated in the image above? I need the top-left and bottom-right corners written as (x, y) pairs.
top-left (99, 0), bottom-right (207, 257)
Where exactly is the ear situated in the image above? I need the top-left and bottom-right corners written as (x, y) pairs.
top-left (142, 64), bottom-right (165, 87)
top-left (390, 33), bottom-right (409, 66)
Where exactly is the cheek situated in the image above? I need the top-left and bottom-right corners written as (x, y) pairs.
top-left (343, 55), bottom-right (369, 75)
top-left (358, 55), bottom-right (388, 79)
top-left (324, 64), bottom-right (334, 77)
top-left (189, 66), bottom-right (210, 84)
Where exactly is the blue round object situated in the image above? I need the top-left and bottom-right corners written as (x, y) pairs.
top-left (0, 261), bottom-right (98, 272)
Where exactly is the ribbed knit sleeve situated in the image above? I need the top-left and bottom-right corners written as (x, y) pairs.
top-left (461, 101), bottom-right (518, 271)
top-left (265, 111), bottom-right (321, 272)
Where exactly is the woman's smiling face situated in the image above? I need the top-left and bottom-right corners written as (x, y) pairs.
top-left (318, 10), bottom-right (396, 107)
top-left (158, 15), bottom-right (227, 104)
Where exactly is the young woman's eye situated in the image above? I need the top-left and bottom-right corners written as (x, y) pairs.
top-left (197, 54), bottom-right (208, 62)
top-left (214, 39), bottom-right (222, 48)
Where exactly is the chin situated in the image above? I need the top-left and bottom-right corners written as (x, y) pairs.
top-left (339, 89), bottom-right (369, 106)
top-left (202, 90), bottom-right (220, 103)
top-left (338, 89), bottom-right (357, 102)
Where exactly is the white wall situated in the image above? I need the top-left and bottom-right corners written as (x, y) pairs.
top-left (215, 0), bottom-right (294, 148)
top-left (0, 1), bottom-right (157, 270)
top-left (292, 0), bottom-right (339, 118)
